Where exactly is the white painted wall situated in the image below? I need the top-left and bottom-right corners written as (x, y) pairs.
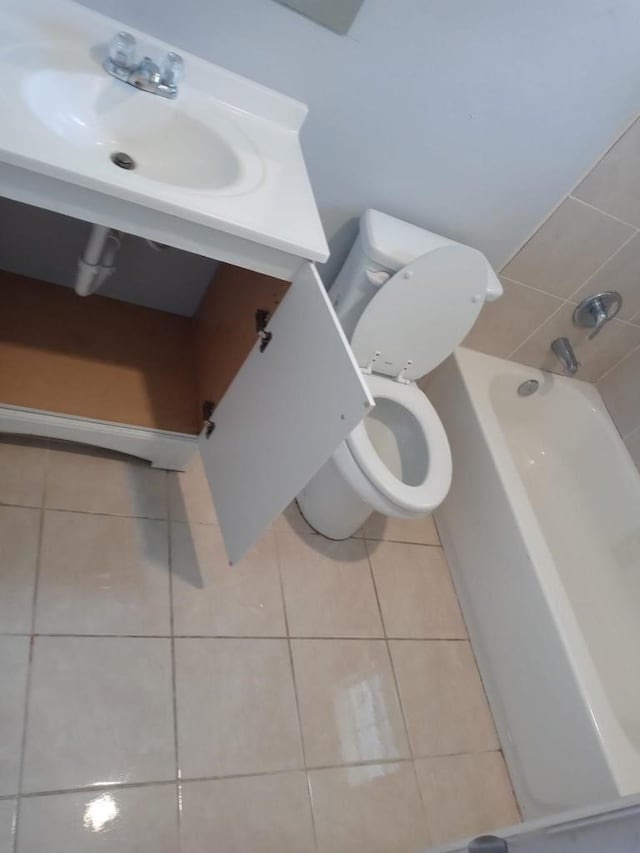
top-left (75, 0), bottom-right (640, 283)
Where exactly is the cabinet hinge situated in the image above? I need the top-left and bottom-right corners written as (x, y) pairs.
top-left (255, 309), bottom-right (273, 352)
top-left (202, 400), bottom-right (216, 439)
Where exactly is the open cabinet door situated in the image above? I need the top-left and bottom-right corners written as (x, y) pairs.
top-left (432, 794), bottom-right (640, 853)
top-left (198, 262), bottom-right (374, 564)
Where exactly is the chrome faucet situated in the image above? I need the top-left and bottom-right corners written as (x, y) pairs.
top-left (103, 32), bottom-right (183, 99)
top-left (573, 291), bottom-right (622, 339)
top-left (551, 337), bottom-right (580, 376)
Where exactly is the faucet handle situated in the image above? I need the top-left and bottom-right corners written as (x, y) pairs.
top-left (108, 31), bottom-right (136, 70)
top-left (573, 290), bottom-right (622, 339)
top-left (161, 52), bottom-right (184, 88)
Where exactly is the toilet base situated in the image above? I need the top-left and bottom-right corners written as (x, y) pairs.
top-left (297, 454), bottom-right (373, 539)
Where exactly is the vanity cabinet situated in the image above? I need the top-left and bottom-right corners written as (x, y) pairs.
top-left (0, 261), bottom-right (372, 561)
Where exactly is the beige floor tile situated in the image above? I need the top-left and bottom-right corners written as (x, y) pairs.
top-left (36, 512), bottom-right (170, 635)
top-left (0, 506), bottom-right (40, 633)
top-left (362, 513), bottom-right (440, 545)
top-left (277, 531), bottom-right (383, 637)
top-left (22, 637), bottom-right (175, 792)
top-left (389, 641), bottom-right (498, 756)
top-left (309, 762), bottom-right (429, 853)
top-left (46, 445), bottom-right (167, 518)
top-left (291, 639), bottom-right (409, 767)
top-left (0, 438), bottom-right (47, 508)
top-left (271, 501), bottom-right (317, 536)
top-left (168, 452), bottom-right (217, 525)
top-left (369, 543), bottom-right (466, 639)
top-left (416, 753), bottom-right (520, 844)
top-left (0, 638), bottom-right (29, 795)
top-left (0, 800), bottom-right (15, 853)
top-left (171, 523), bottom-right (285, 636)
top-left (17, 785), bottom-right (179, 853)
top-left (175, 638), bottom-right (302, 778)
top-left (180, 772), bottom-right (315, 853)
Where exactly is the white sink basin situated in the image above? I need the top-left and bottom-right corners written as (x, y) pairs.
top-left (0, 0), bottom-right (329, 274)
top-left (26, 68), bottom-right (249, 192)
top-left (11, 44), bottom-right (264, 195)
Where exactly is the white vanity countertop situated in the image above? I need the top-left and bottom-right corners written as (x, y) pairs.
top-left (0, 0), bottom-right (329, 264)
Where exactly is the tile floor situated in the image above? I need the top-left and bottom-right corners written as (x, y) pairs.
top-left (0, 436), bottom-right (520, 852)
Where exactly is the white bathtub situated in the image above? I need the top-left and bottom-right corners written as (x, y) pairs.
top-left (428, 347), bottom-right (640, 820)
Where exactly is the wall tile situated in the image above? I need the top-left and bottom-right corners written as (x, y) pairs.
top-left (463, 278), bottom-right (564, 358)
top-left (598, 347), bottom-right (640, 437)
top-left (511, 302), bottom-right (640, 381)
top-left (501, 197), bottom-right (634, 299)
top-left (573, 118), bottom-right (640, 227)
top-left (571, 232), bottom-right (640, 321)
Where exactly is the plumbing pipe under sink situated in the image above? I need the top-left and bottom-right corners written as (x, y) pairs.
top-left (75, 224), bottom-right (122, 296)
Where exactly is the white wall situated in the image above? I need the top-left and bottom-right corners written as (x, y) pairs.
top-left (76, 0), bottom-right (640, 283)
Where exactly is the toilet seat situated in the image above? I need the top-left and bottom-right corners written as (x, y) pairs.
top-left (344, 373), bottom-right (452, 513)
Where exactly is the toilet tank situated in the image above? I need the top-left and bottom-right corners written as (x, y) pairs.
top-left (329, 209), bottom-right (502, 340)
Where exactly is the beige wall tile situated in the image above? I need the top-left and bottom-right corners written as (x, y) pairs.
top-left (598, 347), bottom-right (640, 437)
top-left (369, 543), bottom-right (466, 639)
top-left (277, 531), bottom-right (383, 637)
top-left (291, 639), bottom-right (409, 766)
top-left (511, 302), bottom-right (640, 381)
top-left (571, 232), bottom-right (640, 322)
top-left (174, 638), bottom-right (303, 778)
top-left (309, 763), bottom-right (429, 853)
top-left (361, 513), bottom-right (439, 545)
top-left (171, 523), bottom-right (286, 637)
top-left (416, 753), bottom-right (520, 844)
top-left (180, 773), bottom-right (315, 853)
top-left (502, 198), bottom-right (634, 298)
top-left (463, 278), bottom-right (564, 358)
top-left (389, 640), bottom-right (498, 756)
top-left (573, 118), bottom-right (640, 227)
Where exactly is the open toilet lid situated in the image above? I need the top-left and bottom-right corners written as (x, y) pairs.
top-left (351, 244), bottom-right (489, 380)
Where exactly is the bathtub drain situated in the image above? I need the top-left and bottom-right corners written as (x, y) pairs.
top-left (517, 379), bottom-right (540, 397)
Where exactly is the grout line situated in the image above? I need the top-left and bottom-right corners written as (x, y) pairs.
top-left (497, 274), bottom-right (570, 302)
top-left (0, 632), bottom-right (471, 641)
top-left (363, 538), bottom-right (432, 840)
top-left (32, 505), bottom-right (168, 523)
top-left (12, 441), bottom-right (50, 853)
top-left (596, 339), bottom-right (640, 385)
top-left (165, 488), bottom-right (182, 853)
top-left (0, 751), bottom-right (502, 803)
top-left (505, 299), bottom-right (569, 361)
top-left (568, 195), bottom-right (640, 231)
top-left (272, 529), bottom-right (320, 853)
top-left (564, 227), bottom-right (639, 305)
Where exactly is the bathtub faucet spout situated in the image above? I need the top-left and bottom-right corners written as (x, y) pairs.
top-left (551, 337), bottom-right (580, 376)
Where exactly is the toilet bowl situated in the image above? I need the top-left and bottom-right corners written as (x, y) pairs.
top-left (297, 210), bottom-right (502, 540)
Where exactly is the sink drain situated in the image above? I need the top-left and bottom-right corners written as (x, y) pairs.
top-left (110, 151), bottom-right (136, 170)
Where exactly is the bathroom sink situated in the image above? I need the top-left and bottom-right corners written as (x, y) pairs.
top-left (25, 67), bottom-right (255, 192)
top-left (0, 0), bottom-right (329, 274)
top-left (10, 46), bottom-right (264, 195)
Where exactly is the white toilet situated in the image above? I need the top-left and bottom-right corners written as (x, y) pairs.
top-left (297, 209), bottom-right (502, 539)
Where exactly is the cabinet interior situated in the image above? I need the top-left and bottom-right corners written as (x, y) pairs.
top-left (0, 264), bottom-right (289, 435)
